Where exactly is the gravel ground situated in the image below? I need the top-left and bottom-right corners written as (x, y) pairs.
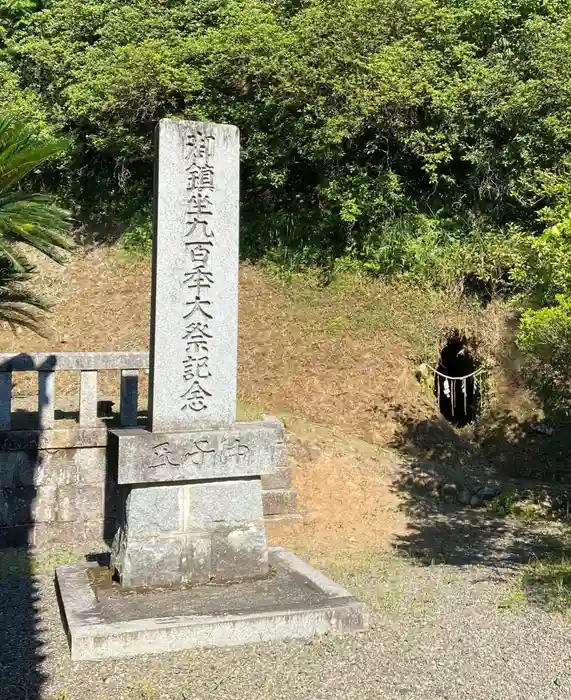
top-left (2, 517), bottom-right (571, 700)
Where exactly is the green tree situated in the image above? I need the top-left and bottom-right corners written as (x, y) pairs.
top-left (0, 117), bottom-right (73, 331)
top-left (4, 0), bottom-right (569, 268)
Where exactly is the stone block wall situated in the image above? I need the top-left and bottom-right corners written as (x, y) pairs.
top-left (0, 428), bottom-right (297, 548)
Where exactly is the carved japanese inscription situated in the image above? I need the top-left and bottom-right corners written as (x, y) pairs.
top-left (181, 128), bottom-right (216, 413)
top-left (148, 119), bottom-right (239, 432)
top-left (113, 422), bottom-right (286, 485)
top-left (148, 437), bottom-right (251, 471)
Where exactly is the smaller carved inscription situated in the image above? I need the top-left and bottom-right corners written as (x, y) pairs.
top-left (184, 439), bottom-right (216, 468)
top-left (149, 442), bottom-right (181, 469)
top-left (220, 437), bottom-right (251, 466)
top-left (148, 436), bottom-right (250, 471)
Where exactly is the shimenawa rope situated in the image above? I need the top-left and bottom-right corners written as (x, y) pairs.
top-left (427, 365), bottom-right (486, 417)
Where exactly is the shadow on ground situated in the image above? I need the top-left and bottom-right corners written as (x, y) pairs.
top-left (0, 551), bottom-right (46, 699)
top-left (389, 409), bottom-right (571, 573)
top-left (0, 354), bottom-right (124, 698)
top-left (0, 354), bottom-right (56, 700)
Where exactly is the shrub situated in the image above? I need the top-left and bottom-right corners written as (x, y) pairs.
top-left (2, 0), bottom-right (571, 273)
top-left (120, 218), bottom-right (153, 257)
top-left (517, 295), bottom-right (571, 416)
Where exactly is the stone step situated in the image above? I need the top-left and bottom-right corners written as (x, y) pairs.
top-left (262, 488), bottom-right (297, 516)
top-left (264, 513), bottom-right (303, 526)
top-left (261, 468), bottom-right (292, 491)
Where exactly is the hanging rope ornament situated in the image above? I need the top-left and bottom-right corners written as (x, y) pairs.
top-left (429, 365), bottom-right (486, 418)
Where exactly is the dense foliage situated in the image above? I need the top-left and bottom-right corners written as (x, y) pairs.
top-left (2, 0), bottom-right (571, 405)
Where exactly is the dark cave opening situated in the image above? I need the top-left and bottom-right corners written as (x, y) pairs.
top-left (434, 331), bottom-right (480, 427)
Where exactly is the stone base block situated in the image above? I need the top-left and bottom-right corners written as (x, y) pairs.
top-left (113, 523), bottom-right (268, 588)
top-left (112, 479), bottom-right (269, 587)
top-left (110, 420), bottom-right (287, 485)
top-left (56, 548), bottom-right (369, 661)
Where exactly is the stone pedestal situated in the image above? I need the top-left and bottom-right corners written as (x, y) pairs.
top-left (57, 548), bottom-right (370, 661)
top-left (109, 420), bottom-right (286, 588)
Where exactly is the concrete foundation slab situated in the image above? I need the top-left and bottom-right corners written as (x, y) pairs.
top-left (56, 547), bottom-right (369, 661)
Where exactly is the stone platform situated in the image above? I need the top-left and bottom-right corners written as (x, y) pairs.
top-left (56, 548), bottom-right (369, 661)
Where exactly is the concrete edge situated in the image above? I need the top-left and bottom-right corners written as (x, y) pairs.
top-left (56, 550), bottom-right (369, 661)
top-left (0, 351), bottom-right (149, 372)
top-left (55, 563), bottom-right (104, 627)
top-left (110, 420), bottom-right (285, 438)
top-left (0, 428), bottom-right (110, 451)
top-left (269, 547), bottom-right (355, 599)
top-left (72, 596), bottom-right (360, 639)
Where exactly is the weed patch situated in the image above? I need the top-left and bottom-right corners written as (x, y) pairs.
top-left (0, 547), bottom-right (82, 579)
top-left (498, 590), bottom-right (527, 612)
top-left (306, 548), bottom-right (408, 611)
top-left (520, 552), bottom-right (571, 613)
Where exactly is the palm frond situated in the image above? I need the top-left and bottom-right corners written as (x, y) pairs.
top-left (0, 193), bottom-right (74, 264)
top-left (0, 264), bottom-right (50, 336)
top-left (0, 238), bottom-right (32, 272)
top-left (0, 118), bottom-right (71, 195)
top-left (0, 116), bottom-right (74, 334)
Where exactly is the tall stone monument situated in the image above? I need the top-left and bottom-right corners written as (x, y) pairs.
top-left (148, 120), bottom-right (239, 432)
top-left (56, 120), bottom-right (368, 660)
top-left (111, 120), bottom-right (284, 587)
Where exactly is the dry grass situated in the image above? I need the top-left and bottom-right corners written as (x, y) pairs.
top-left (267, 417), bottom-right (407, 556)
top-left (237, 265), bottom-right (509, 446)
top-left (3, 248), bottom-right (151, 353)
top-left (0, 246), bottom-right (527, 552)
top-left (0, 248), bottom-right (151, 407)
top-left (0, 248), bottom-right (508, 443)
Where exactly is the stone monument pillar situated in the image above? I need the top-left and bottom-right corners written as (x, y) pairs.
top-left (110, 120), bottom-right (286, 588)
top-left (56, 120), bottom-right (368, 661)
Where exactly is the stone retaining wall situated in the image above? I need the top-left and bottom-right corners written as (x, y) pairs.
top-left (0, 428), bottom-right (297, 548)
